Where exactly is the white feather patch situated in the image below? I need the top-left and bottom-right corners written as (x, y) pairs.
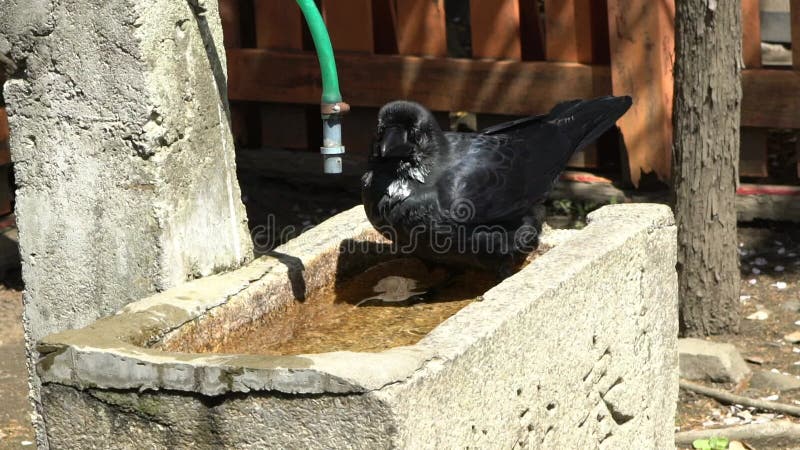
top-left (387, 179), bottom-right (411, 198)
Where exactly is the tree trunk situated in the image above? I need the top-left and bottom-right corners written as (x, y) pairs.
top-left (673, 0), bottom-right (742, 336)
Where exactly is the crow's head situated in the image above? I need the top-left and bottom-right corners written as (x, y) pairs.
top-left (374, 101), bottom-right (442, 160)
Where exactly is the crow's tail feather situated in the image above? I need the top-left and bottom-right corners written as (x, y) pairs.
top-left (549, 95), bottom-right (632, 152)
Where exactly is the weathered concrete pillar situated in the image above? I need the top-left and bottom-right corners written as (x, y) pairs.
top-left (0, 0), bottom-right (253, 446)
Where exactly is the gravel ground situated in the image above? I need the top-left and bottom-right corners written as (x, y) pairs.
top-left (0, 269), bottom-right (32, 450)
top-left (678, 221), bottom-right (800, 449)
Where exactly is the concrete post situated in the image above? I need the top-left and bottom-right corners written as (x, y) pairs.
top-left (0, 0), bottom-right (253, 446)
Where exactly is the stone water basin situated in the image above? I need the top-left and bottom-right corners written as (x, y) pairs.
top-left (37, 203), bottom-right (678, 449)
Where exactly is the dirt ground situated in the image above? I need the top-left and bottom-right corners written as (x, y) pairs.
top-left (0, 268), bottom-right (32, 449)
top-left (677, 221), bottom-right (800, 449)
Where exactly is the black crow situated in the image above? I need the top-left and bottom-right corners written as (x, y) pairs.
top-left (361, 96), bottom-right (632, 277)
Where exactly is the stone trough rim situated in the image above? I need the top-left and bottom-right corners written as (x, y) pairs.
top-left (36, 203), bottom-right (674, 396)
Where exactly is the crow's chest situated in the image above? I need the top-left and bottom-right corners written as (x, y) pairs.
top-left (361, 171), bottom-right (438, 231)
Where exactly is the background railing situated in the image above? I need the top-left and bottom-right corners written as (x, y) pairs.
top-left (219, 0), bottom-right (800, 189)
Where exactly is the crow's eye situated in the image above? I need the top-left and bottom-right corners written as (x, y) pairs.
top-left (408, 127), bottom-right (421, 142)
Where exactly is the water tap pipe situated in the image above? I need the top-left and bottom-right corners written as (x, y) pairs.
top-left (296, 0), bottom-right (349, 174)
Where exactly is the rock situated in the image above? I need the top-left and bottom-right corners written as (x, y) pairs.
top-left (678, 339), bottom-right (751, 383)
top-left (762, 42), bottom-right (792, 66)
top-left (782, 300), bottom-right (800, 312)
top-left (746, 310), bottom-right (770, 320)
top-left (784, 331), bottom-right (800, 343)
top-left (749, 370), bottom-right (800, 392)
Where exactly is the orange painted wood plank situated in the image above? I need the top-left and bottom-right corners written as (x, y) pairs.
top-left (470, 0), bottom-right (522, 60)
top-left (219, 0), bottom-right (242, 49)
top-left (742, 0), bottom-right (762, 68)
top-left (322, 0), bottom-right (374, 53)
top-left (607, 0), bottom-right (675, 186)
top-left (227, 50), bottom-right (612, 114)
top-left (545, 0), bottom-right (609, 64)
top-left (253, 0), bottom-right (304, 51)
top-left (395, 0), bottom-right (447, 56)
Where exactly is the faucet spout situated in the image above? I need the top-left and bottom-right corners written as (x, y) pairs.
top-left (321, 106), bottom-right (348, 174)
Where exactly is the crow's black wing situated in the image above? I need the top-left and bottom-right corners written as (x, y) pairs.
top-left (436, 96), bottom-right (632, 225)
top-left (435, 127), bottom-right (570, 225)
top-left (478, 100), bottom-right (581, 136)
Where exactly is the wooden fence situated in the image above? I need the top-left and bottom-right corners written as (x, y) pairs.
top-left (220, 0), bottom-right (800, 188)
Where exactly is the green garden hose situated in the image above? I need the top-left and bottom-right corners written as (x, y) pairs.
top-left (295, 0), bottom-right (342, 104)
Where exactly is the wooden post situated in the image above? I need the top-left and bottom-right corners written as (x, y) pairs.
top-left (395, 0), bottom-right (448, 57)
top-left (607, 0), bottom-right (675, 186)
top-left (740, 0), bottom-right (769, 179)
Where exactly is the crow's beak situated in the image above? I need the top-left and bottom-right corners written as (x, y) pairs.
top-left (379, 127), bottom-right (414, 159)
